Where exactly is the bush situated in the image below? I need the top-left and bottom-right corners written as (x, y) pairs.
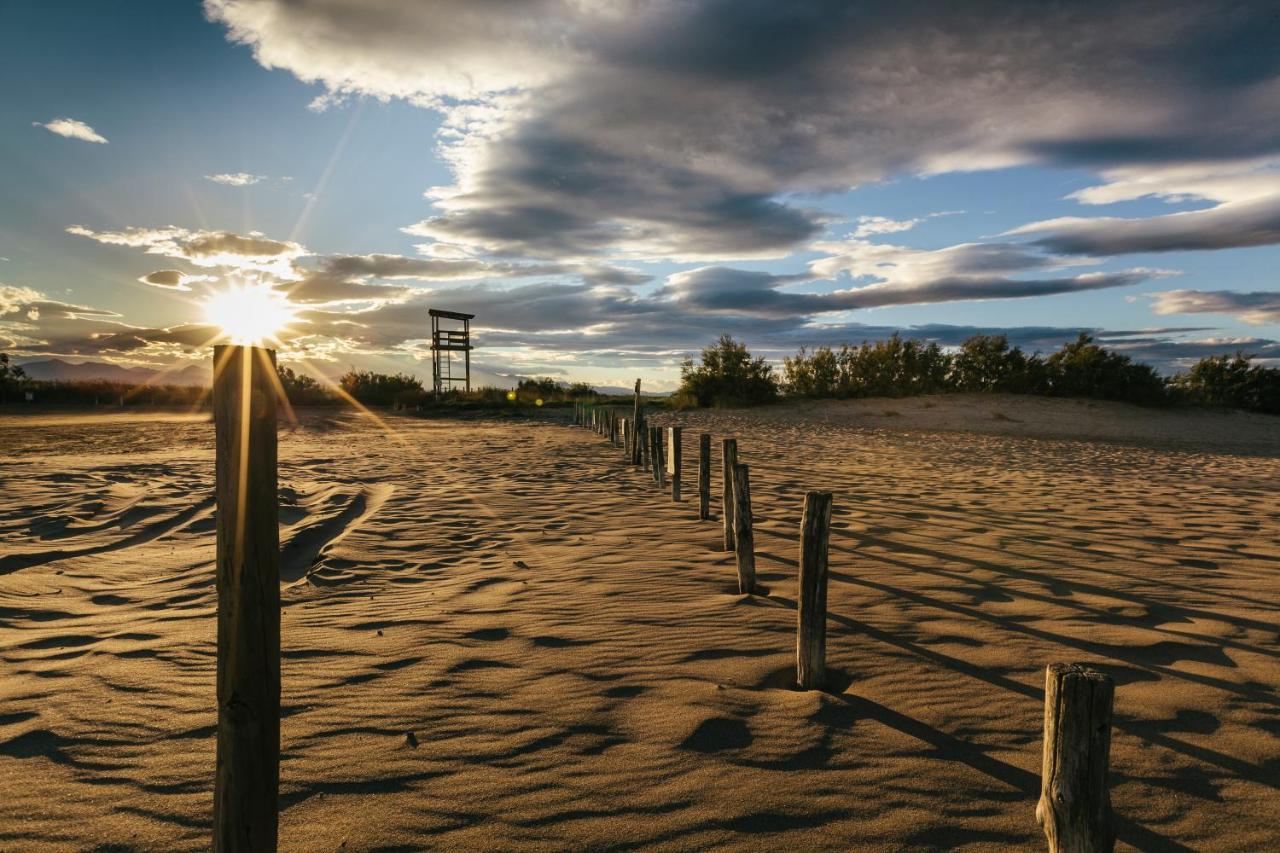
top-left (1043, 333), bottom-right (1166, 404)
top-left (1170, 352), bottom-right (1280, 414)
top-left (276, 363), bottom-right (335, 405)
top-left (950, 335), bottom-right (1047, 394)
top-left (783, 335), bottom-right (950, 398)
top-left (0, 353), bottom-right (27, 403)
top-left (679, 334), bottom-right (779, 407)
top-left (338, 369), bottom-right (425, 406)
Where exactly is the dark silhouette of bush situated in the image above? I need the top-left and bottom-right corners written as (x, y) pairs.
top-left (781, 333), bottom-right (1278, 414)
top-left (276, 363), bottom-right (336, 405)
top-left (784, 334), bottom-right (950, 398)
top-left (1043, 333), bottom-right (1166, 404)
top-left (950, 335), bottom-right (1048, 394)
top-left (679, 334), bottom-right (779, 407)
top-left (339, 369), bottom-right (425, 406)
top-left (0, 353), bottom-right (27, 403)
top-left (1170, 352), bottom-right (1280, 414)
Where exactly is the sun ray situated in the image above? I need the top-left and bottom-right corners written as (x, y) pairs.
top-left (291, 356), bottom-right (409, 446)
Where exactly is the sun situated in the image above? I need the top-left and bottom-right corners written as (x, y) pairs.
top-left (203, 281), bottom-right (297, 346)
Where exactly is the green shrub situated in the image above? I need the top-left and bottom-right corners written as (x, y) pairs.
top-left (1170, 352), bottom-right (1280, 414)
top-left (679, 334), bottom-right (779, 407)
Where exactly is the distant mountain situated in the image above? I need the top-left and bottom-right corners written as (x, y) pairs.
top-left (592, 385), bottom-right (673, 397)
top-left (16, 358), bottom-right (210, 386)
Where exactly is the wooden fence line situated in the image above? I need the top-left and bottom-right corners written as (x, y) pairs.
top-left (560, 386), bottom-right (1128, 852)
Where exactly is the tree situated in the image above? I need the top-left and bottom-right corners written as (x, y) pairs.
top-left (1172, 352), bottom-right (1280, 414)
top-left (0, 353), bottom-right (27, 403)
top-left (679, 334), bottom-right (779, 407)
top-left (275, 363), bottom-right (332, 405)
top-left (338, 369), bottom-right (424, 406)
top-left (1044, 333), bottom-right (1165, 404)
top-left (950, 335), bottom-right (1045, 393)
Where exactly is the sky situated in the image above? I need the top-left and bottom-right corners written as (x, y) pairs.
top-left (2, 0), bottom-right (1279, 391)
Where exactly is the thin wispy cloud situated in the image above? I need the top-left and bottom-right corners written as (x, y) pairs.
top-left (34, 117), bottom-right (108, 144)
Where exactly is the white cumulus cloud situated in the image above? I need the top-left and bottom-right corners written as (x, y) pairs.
top-left (35, 118), bottom-right (108, 144)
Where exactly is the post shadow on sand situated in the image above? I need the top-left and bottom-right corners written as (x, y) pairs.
top-left (734, 590), bottom-right (1197, 852)
top-left (743, 521), bottom-right (1280, 791)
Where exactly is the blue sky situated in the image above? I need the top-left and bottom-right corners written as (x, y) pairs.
top-left (2, 1), bottom-right (1278, 389)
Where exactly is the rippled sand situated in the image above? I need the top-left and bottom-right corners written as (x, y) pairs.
top-left (1, 397), bottom-right (1277, 850)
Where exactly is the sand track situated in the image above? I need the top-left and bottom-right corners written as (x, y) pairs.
top-left (0, 401), bottom-right (1277, 851)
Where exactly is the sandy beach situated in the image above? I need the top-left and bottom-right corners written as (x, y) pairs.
top-left (1, 396), bottom-right (1277, 851)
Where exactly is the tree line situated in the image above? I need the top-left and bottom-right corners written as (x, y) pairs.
top-left (676, 333), bottom-right (1280, 414)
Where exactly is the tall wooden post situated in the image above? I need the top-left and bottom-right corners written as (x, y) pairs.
top-left (668, 426), bottom-right (682, 502)
top-left (731, 463), bottom-right (755, 594)
top-left (721, 438), bottom-right (738, 551)
top-left (797, 491), bottom-right (833, 690)
top-left (698, 434), bottom-right (711, 520)
top-left (651, 427), bottom-right (665, 487)
top-left (631, 379), bottom-right (643, 465)
top-left (1038, 663), bottom-right (1116, 853)
top-left (212, 345), bottom-right (280, 852)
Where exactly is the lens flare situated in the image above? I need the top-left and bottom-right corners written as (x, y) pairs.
top-left (203, 282), bottom-right (297, 346)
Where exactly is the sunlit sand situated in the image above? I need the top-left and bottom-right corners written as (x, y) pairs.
top-left (1, 397), bottom-right (1276, 849)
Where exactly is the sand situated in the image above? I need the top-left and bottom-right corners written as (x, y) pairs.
top-left (0, 395), bottom-right (1277, 851)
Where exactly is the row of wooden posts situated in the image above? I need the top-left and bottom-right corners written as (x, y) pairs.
top-left (571, 387), bottom-right (1119, 853)
top-left (207, 347), bottom-right (1116, 851)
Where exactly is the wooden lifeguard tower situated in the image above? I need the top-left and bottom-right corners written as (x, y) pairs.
top-left (429, 309), bottom-right (474, 397)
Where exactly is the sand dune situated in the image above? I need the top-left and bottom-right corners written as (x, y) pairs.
top-left (1, 396), bottom-right (1277, 850)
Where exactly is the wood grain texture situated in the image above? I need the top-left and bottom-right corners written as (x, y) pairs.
top-left (212, 345), bottom-right (280, 852)
top-left (1037, 663), bottom-right (1115, 853)
top-left (797, 491), bottom-right (832, 690)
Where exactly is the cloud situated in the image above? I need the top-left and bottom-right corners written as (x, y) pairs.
top-left (852, 216), bottom-right (922, 238)
top-left (137, 270), bottom-right (217, 291)
top-left (35, 118), bottom-right (108, 144)
top-left (1149, 289), bottom-right (1280, 325)
top-left (68, 225), bottom-right (306, 276)
top-left (206, 1), bottom-right (1280, 261)
top-left (1010, 196), bottom-right (1280, 255)
top-left (205, 172), bottom-right (267, 186)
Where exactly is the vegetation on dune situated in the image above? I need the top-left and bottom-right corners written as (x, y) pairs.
top-left (3, 341), bottom-right (1278, 414)
top-left (673, 332), bottom-right (1279, 414)
top-left (675, 334), bottom-right (780, 408)
top-left (0, 353), bottom-right (27, 403)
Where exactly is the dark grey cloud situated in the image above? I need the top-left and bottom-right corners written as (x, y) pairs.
top-left (209, 1), bottom-right (1280, 260)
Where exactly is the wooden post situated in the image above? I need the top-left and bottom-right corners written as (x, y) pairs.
top-left (797, 491), bottom-right (833, 690)
top-left (698, 433), bottom-right (711, 520)
top-left (721, 438), bottom-right (738, 550)
top-left (620, 418), bottom-right (628, 457)
top-left (1037, 663), bottom-right (1116, 853)
top-left (651, 426), bottom-right (665, 487)
top-left (631, 379), bottom-right (642, 465)
top-left (212, 344), bottom-right (280, 852)
top-left (731, 463), bottom-right (755, 594)
top-left (668, 426), bottom-right (682, 502)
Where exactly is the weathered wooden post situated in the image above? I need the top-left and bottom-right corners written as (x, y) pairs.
top-left (668, 426), bottom-right (682, 502)
top-left (721, 438), bottom-right (738, 550)
top-left (651, 426), bottom-right (665, 487)
top-left (797, 491), bottom-right (833, 690)
top-left (212, 344), bottom-right (280, 852)
top-left (631, 379), bottom-right (643, 465)
top-left (619, 418), bottom-right (628, 457)
top-left (1038, 663), bottom-right (1116, 853)
top-left (731, 463), bottom-right (754, 594)
top-left (698, 433), bottom-right (711, 520)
